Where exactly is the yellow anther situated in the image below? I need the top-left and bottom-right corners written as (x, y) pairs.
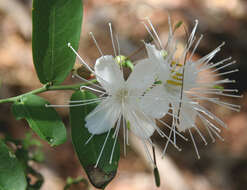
top-left (168, 60), bottom-right (184, 87)
top-left (170, 70), bottom-right (183, 76)
top-left (171, 61), bottom-right (183, 67)
top-left (167, 80), bottom-right (182, 86)
top-left (171, 75), bottom-right (183, 81)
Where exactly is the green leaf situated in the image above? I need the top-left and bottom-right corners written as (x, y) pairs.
top-left (32, 0), bottom-right (83, 84)
top-left (32, 149), bottom-right (45, 163)
top-left (11, 95), bottom-right (67, 146)
top-left (0, 140), bottom-right (27, 190)
top-left (70, 91), bottom-right (120, 189)
top-left (22, 132), bottom-right (43, 149)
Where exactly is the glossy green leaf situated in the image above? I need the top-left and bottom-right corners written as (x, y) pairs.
top-left (32, 0), bottom-right (83, 84)
top-left (70, 91), bottom-right (120, 189)
top-left (11, 95), bottom-right (67, 146)
top-left (0, 140), bottom-right (27, 190)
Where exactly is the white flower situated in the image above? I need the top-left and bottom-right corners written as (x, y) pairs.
top-left (85, 55), bottom-right (156, 138)
top-left (85, 54), bottom-right (160, 165)
top-left (65, 23), bottom-right (181, 167)
top-left (140, 17), bottom-right (241, 158)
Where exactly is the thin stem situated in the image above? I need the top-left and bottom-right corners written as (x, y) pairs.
top-left (0, 79), bottom-right (97, 104)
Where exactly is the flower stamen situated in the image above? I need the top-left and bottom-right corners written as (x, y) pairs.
top-left (189, 128), bottom-right (200, 159)
top-left (108, 22), bottom-right (117, 57)
top-left (89, 32), bottom-right (104, 57)
top-left (95, 129), bottom-right (111, 168)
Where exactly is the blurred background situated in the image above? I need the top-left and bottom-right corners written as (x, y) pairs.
top-left (0, 0), bottom-right (247, 189)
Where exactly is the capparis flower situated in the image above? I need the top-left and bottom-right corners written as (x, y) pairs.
top-left (48, 23), bottom-right (180, 167)
top-left (140, 17), bottom-right (241, 158)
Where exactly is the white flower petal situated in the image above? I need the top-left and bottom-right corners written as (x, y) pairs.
top-left (145, 43), bottom-right (170, 82)
top-left (135, 58), bottom-right (150, 66)
top-left (145, 43), bottom-right (164, 63)
top-left (85, 98), bottom-right (121, 135)
top-left (95, 55), bottom-right (125, 94)
top-left (183, 63), bottom-right (198, 90)
top-left (139, 85), bottom-right (169, 119)
top-left (175, 97), bottom-right (197, 132)
top-left (178, 107), bottom-right (197, 132)
top-left (157, 63), bottom-right (170, 83)
top-left (125, 107), bottom-right (155, 139)
top-left (126, 59), bottom-right (156, 96)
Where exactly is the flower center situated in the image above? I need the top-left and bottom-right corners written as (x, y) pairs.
top-left (115, 88), bottom-right (129, 104)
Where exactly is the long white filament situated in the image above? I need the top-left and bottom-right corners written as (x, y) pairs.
top-left (211, 61), bottom-right (236, 73)
top-left (123, 114), bottom-right (127, 156)
top-left (146, 17), bottom-right (165, 50)
top-left (69, 97), bottom-right (105, 103)
top-left (197, 57), bottom-right (232, 73)
top-left (68, 43), bottom-right (95, 74)
top-left (143, 140), bottom-right (155, 165)
top-left (95, 129), bottom-right (111, 168)
top-left (189, 128), bottom-right (200, 159)
top-left (89, 32), bottom-right (104, 57)
top-left (80, 86), bottom-right (106, 95)
top-left (214, 69), bottom-right (239, 77)
top-left (110, 116), bottom-right (121, 164)
top-left (194, 127), bottom-right (208, 146)
top-left (85, 134), bottom-right (94, 145)
top-left (72, 73), bottom-right (104, 90)
top-left (197, 112), bottom-right (221, 133)
top-left (141, 21), bottom-right (160, 48)
top-left (188, 34), bottom-right (203, 61)
top-left (195, 105), bottom-right (227, 128)
top-left (109, 23), bottom-right (117, 57)
top-left (157, 119), bottom-right (188, 141)
top-left (162, 124), bottom-right (174, 158)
